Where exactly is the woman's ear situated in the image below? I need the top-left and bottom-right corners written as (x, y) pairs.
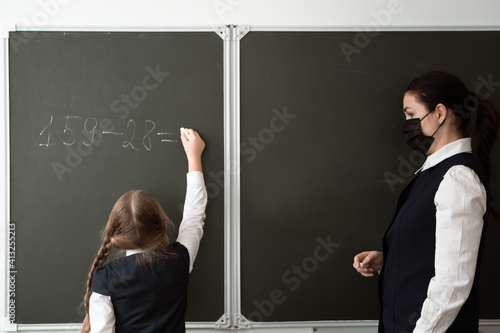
top-left (436, 103), bottom-right (447, 124)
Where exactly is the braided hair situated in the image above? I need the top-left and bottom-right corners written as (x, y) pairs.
top-left (81, 190), bottom-right (176, 333)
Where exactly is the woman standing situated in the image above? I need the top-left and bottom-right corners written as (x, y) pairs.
top-left (354, 71), bottom-right (499, 332)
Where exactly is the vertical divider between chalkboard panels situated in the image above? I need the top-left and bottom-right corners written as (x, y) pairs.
top-left (232, 25), bottom-right (250, 330)
top-left (215, 24), bottom-right (252, 330)
top-left (228, 23), bottom-right (241, 329)
top-left (214, 24), bottom-right (232, 330)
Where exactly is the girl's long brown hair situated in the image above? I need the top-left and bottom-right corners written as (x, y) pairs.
top-left (81, 190), bottom-right (176, 333)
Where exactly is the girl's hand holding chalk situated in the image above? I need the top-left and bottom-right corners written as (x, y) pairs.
top-left (180, 127), bottom-right (191, 141)
top-left (180, 128), bottom-right (205, 172)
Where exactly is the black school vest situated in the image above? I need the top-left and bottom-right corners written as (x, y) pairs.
top-left (378, 152), bottom-right (490, 333)
top-left (91, 242), bottom-right (190, 333)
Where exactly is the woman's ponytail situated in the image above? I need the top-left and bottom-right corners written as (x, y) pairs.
top-left (81, 233), bottom-right (113, 333)
top-left (472, 96), bottom-right (500, 177)
top-left (472, 94), bottom-right (500, 219)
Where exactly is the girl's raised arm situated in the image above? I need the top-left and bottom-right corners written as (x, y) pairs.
top-left (177, 128), bottom-right (207, 273)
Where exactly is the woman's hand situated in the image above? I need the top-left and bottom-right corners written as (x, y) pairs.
top-left (353, 251), bottom-right (383, 277)
top-left (180, 128), bottom-right (205, 172)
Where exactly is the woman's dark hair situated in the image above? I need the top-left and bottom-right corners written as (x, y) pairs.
top-left (405, 71), bottom-right (499, 177)
top-left (406, 71), bottom-right (500, 219)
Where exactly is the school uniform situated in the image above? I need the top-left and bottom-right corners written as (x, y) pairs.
top-left (379, 138), bottom-right (490, 333)
top-left (89, 171), bottom-right (207, 333)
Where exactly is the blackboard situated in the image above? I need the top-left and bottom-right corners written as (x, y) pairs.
top-left (240, 32), bottom-right (500, 321)
top-left (9, 30), bottom-right (500, 326)
top-left (9, 32), bottom-right (224, 323)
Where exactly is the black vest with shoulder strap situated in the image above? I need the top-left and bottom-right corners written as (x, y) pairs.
top-left (92, 242), bottom-right (190, 333)
top-left (378, 152), bottom-right (490, 333)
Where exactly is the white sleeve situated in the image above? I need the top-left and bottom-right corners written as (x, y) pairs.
top-left (176, 171), bottom-right (207, 273)
top-left (413, 165), bottom-right (487, 333)
top-left (89, 292), bottom-right (115, 333)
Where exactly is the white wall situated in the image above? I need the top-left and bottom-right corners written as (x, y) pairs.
top-left (1, 0), bottom-right (500, 332)
top-left (1, 0), bottom-right (500, 29)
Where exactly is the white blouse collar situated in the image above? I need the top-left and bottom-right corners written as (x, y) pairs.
top-left (126, 249), bottom-right (145, 256)
top-left (417, 137), bottom-right (472, 173)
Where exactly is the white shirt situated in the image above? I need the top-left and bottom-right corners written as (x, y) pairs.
top-left (89, 171), bottom-right (207, 333)
top-left (413, 138), bottom-right (487, 333)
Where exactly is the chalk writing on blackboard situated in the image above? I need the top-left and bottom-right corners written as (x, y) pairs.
top-left (39, 115), bottom-right (180, 183)
top-left (38, 115), bottom-right (178, 151)
top-left (63, 116), bottom-right (81, 146)
top-left (38, 116), bottom-right (55, 147)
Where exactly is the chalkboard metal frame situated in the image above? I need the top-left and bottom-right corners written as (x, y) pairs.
top-left (2, 24), bottom-right (500, 333)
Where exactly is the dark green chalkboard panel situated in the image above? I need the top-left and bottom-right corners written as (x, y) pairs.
top-left (240, 32), bottom-right (500, 321)
top-left (9, 32), bottom-right (224, 323)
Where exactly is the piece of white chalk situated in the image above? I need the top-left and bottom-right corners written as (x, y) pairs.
top-left (360, 263), bottom-right (370, 268)
top-left (180, 127), bottom-right (191, 140)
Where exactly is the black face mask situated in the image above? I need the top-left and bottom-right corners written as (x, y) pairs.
top-left (402, 110), bottom-right (443, 154)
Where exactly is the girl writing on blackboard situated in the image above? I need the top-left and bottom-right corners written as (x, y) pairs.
top-left (353, 71), bottom-right (499, 332)
top-left (81, 128), bottom-right (206, 333)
